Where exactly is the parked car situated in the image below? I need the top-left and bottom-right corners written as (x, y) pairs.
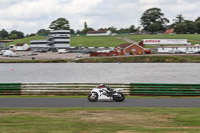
top-left (10, 53), bottom-right (20, 57)
top-left (174, 50), bottom-right (185, 54)
top-left (58, 49), bottom-right (68, 54)
top-left (193, 50), bottom-right (200, 54)
top-left (0, 50), bottom-right (6, 55)
top-left (2, 50), bottom-right (20, 57)
top-left (168, 50), bottom-right (174, 54)
top-left (185, 50), bottom-right (194, 54)
top-left (76, 54), bottom-right (82, 58)
top-left (28, 52), bottom-right (38, 56)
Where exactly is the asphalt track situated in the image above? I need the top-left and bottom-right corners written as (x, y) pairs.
top-left (0, 98), bottom-right (200, 108)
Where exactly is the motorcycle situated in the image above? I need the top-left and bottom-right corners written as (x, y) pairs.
top-left (88, 86), bottom-right (125, 102)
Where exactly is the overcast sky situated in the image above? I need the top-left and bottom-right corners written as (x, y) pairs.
top-left (0, 0), bottom-right (200, 34)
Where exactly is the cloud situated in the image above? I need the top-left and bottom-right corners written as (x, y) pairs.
top-left (0, 0), bottom-right (200, 34)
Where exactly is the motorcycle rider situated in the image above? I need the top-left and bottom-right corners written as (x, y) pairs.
top-left (98, 84), bottom-right (113, 93)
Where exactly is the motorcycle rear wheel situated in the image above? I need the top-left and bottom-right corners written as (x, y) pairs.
top-left (88, 93), bottom-right (98, 102)
top-left (113, 93), bottom-right (125, 102)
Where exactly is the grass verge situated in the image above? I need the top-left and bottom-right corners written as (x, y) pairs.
top-left (0, 59), bottom-right (72, 63)
top-left (0, 95), bottom-right (199, 98)
top-left (0, 108), bottom-right (200, 133)
top-left (76, 55), bottom-right (200, 63)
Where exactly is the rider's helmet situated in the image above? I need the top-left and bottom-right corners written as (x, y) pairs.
top-left (99, 84), bottom-right (105, 88)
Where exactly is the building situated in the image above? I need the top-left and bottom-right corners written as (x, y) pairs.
top-left (139, 39), bottom-right (191, 47)
top-left (158, 45), bottom-right (200, 53)
top-left (164, 28), bottom-right (174, 34)
top-left (114, 43), bottom-right (144, 55)
top-left (90, 50), bottom-right (114, 57)
top-left (48, 30), bottom-right (70, 48)
top-left (14, 43), bottom-right (29, 51)
top-left (30, 40), bottom-right (50, 51)
top-left (86, 30), bottom-right (112, 36)
top-left (0, 40), bottom-right (13, 49)
top-left (30, 30), bottom-right (70, 51)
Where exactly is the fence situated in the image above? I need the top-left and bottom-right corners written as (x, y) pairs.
top-left (0, 83), bottom-right (21, 95)
top-left (130, 83), bottom-right (200, 96)
top-left (21, 83), bottom-right (130, 95)
top-left (0, 83), bottom-right (200, 96)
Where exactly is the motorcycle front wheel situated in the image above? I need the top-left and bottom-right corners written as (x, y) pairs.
top-left (113, 93), bottom-right (125, 102)
top-left (88, 93), bottom-right (98, 102)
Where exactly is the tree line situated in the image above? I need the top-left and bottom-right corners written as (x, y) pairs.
top-left (1, 7), bottom-right (200, 40)
top-left (38, 8), bottom-right (200, 35)
top-left (140, 8), bottom-right (200, 34)
top-left (0, 29), bottom-right (24, 40)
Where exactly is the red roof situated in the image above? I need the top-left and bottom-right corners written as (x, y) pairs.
top-left (118, 43), bottom-right (132, 49)
top-left (160, 45), bottom-right (199, 48)
top-left (15, 43), bottom-right (25, 46)
top-left (87, 30), bottom-right (107, 34)
top-left (164, 28), bottom-right (174, 34)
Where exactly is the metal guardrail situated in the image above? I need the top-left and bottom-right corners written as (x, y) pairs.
top-left (0, 83), bottom-right (21, 95)
top-left (1, 83), bottom-right (200, 96)
top-left (21, 83), bottom-right (130, 95)
top-left (130, 83), bottom-right (200, 96)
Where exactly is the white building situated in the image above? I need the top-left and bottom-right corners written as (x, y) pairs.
top-left (30, 40), bottom-right (50, 51)
top-left (14, 43), bottom-right (30, 51)
top-left (48, 30), bottom-right (70, 48)
top-left (158, 45), bottom-right (200, 53)
top-left (30, 30), bottom-right (70, 51)
top-left (86, 30), bottom-right (112, 36)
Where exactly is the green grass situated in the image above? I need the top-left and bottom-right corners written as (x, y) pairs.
top-left (117, 34), bottom-right (200, 45)
top-left (76, 55), bottom-right (200, 63)
top-left (5, 34), bottom-right (200, 47)
top-left (1, 108), bottom-right (200, 133)
top-left (6, 36), bottom-right (47, 45)
top-left (70, 36), bottom-right (127, 47)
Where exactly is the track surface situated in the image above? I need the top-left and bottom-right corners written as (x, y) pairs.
top-left (0, 98), bottom-right (200, 108)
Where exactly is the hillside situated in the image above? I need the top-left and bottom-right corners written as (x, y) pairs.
top-left (6, 36), bottom-right (47, 46)
top-left (70, 36), bottom-right (127, 47)
top-left (5, 34), bottom-right (200, 47)
top-left (117, 34), bottom-right (200, 45)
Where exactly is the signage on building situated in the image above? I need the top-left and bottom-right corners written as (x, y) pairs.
top-left (143, 39), bottom-right (188, 45)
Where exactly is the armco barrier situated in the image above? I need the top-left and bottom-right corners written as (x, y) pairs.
top-left (1, 83), bottom-right (200, 96)
top-left (130, 83), bottom-right (200, 96)
top-left (0, 83), bottom-right (21, 95)
top-left (21, 83), bottom-right (130, 95)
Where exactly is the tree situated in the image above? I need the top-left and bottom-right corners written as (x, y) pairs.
top-left (195, 17), bottom-right (200, 22)
top-left (195, 20), bottom-right (200, 34)
top-left (108, 26), bottom-right (117, 33)
top-left (0, 29), bottom-right (9, 39)
top-left (140, 7), bottom-right (169, 33)
top-left (37, 29), bottom-right (50, 35)
top-left (10, 30), bottom-right (24, 39)
top-left (147, 23), bottom-right (160, 33)
top-left (8, 34), bottom-right (18, 39)
top-left (185, 20), bottom-right (197, 34)
top-left (129, 25), bottom-right (136, 33)
top-left (84, 22), bottom-right (88, 29)
top-left (173, 14), bottom-right (184, 23)
top-left (70, 29), bottom-right (75, 34)
top-left (81, 27), bottom-right (94, 34)
top-left (170, 14), bottom-right (185, 28)
top-left (174, 20), bottom-right (197, 34)
top-left (80, 22), bottom-right (94, 34)
top-left (49, 18), bottom-right (70, 30)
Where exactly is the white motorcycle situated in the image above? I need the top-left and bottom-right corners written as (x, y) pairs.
top-left (88, 86), bottom-right (125, 102)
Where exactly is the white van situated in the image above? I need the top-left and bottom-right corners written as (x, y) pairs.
top-left (58, 49), bottom-right (68, 54)
top-left (2, 50), bottom-right (20, 57)
top-left (0, 50), bottom-right (6, 55)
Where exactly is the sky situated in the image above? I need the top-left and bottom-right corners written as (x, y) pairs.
top-left (0, 0), bottom-right (200, 34)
